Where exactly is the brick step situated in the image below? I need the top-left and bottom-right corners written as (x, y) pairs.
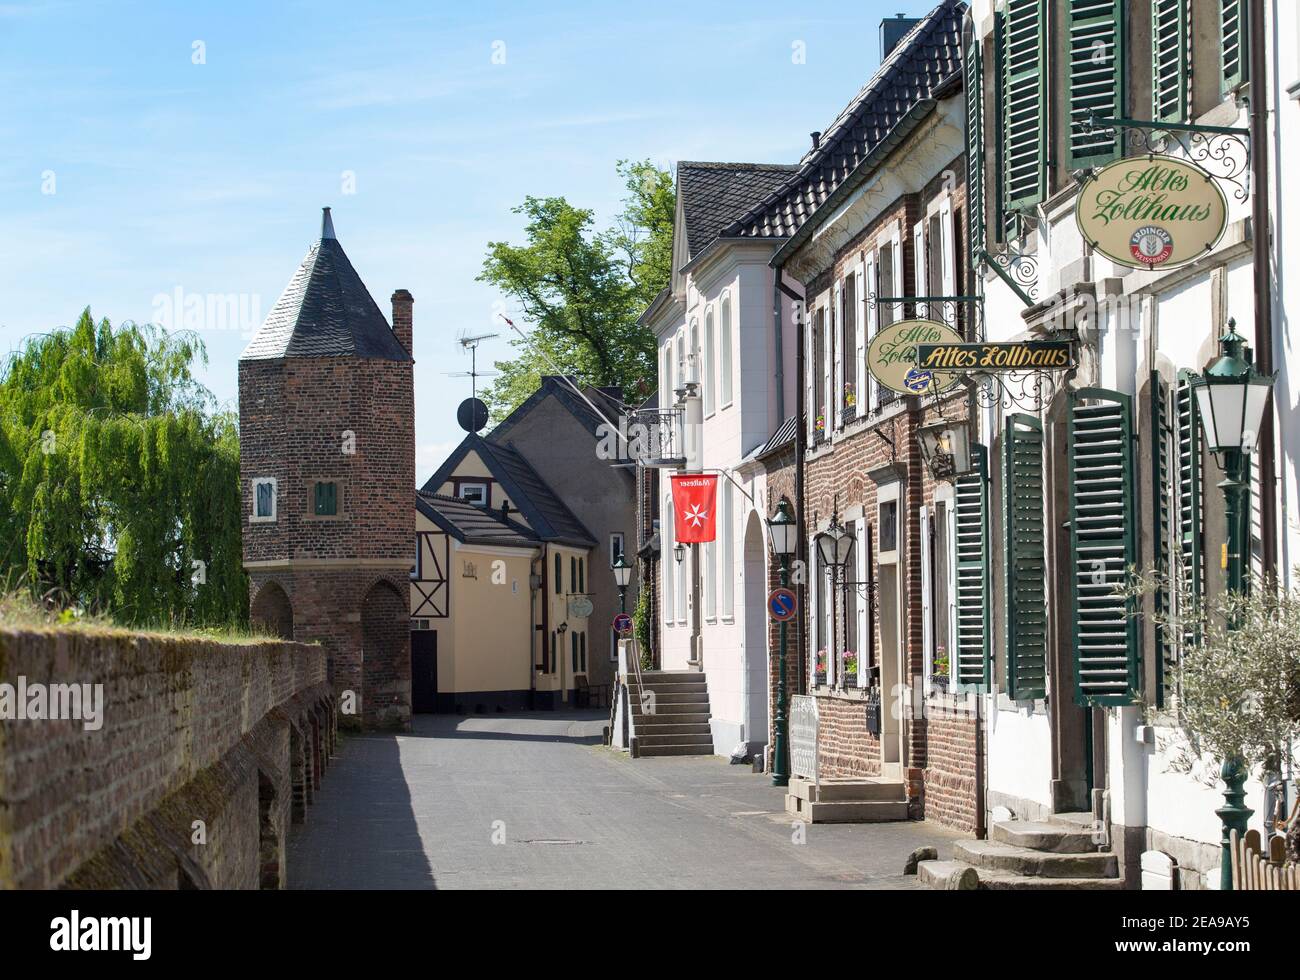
top-left (636, 742), bottom-right (716, 757)
top-left (787, 776), bottom-right (905, 803)
top-left (992, 820), bottom-right (1099, 854)
top-left (918, 860), bottom-right (1125, 891)
top-left (952, 839), bottom-right (1118, 879)
top-left (785, 795), bottom-right (909, 824)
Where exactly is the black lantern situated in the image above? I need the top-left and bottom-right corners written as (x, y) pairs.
top-left (767, 498), bottom-right (797, 557)
top-left (917, 419), bottom-right (973, 480)
top-left (612, 552), bottom-right (632, 613)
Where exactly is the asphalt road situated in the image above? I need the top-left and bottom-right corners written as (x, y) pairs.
top-left (286, 711), bottom-right (963, 889)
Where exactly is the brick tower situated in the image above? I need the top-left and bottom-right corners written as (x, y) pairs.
top-left (239, 208), bottom-right (414, 731)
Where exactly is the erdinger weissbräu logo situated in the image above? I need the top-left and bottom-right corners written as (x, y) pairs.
top-left (1129, 225), bottom-right (1173, 267)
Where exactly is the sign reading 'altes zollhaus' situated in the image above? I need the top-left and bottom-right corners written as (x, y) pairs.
top-left (1076, 156), bottom-right (1228, 270)
top-left (915, 341), bottom-right (1073, 372)
top-left (866, 319), bottom-right (964, 395)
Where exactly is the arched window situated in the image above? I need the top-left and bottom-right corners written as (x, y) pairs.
top-left (720, 294), bottom-right (733, 407)
top-left (703, 307), bottom-right (715, 415)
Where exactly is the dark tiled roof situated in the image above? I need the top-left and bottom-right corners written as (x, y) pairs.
top-left (720, 0), bottom-right (965, 243)
top-left (416, 492), bottom-right (538, 549)
top-left (420, 433), bottom-right (597, 549)
top-left (487, 377), bottom-right (635, 475)
top-left (677, 162), bottom-right (799, 259)
top-left (756, 415), bottom-right (799, 459)
top-left (241, 214), bottom-right (409, 361)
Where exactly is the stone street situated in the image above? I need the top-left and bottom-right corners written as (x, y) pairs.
top-left (287, 711), bottom-right (963, 889)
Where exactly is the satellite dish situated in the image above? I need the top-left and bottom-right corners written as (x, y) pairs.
top-left (457, 397), bottom-right (489, 433)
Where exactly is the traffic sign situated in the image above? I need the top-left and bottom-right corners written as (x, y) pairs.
top-left (768, 587), bottom-right (797, 622)
top-left (612, 612), bottom-right (634, 636)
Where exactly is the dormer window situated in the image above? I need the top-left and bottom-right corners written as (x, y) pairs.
top-left (251, 477), bottom-right (277, 523)
top-left (459, 482), bottom-right (488, 507)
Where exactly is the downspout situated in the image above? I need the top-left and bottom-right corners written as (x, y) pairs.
top-left (790, 265), bottom-right (808, 696)
top-left (1249, 0), bottom-right (1277, 580)
top-left (774, 267), bottom-right (786, 423)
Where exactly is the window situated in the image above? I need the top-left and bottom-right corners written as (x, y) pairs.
top-left (571, 631), bottom-right (579, 673)
top-left (689, 319), bottom-right (699, 386)
top-left (879, 500), bottom-right (899, 555)
top-left (1067, 1), bottom-right (1124, 168)
top-left (664, 344), bottom-right (674, 406)
top-left (719, 295), bottom-right (733, 407)
top-left (555, 552), bottom-right (563, 594)
top-left (580, 632), bottom-right (587, 673)
top-left (1004, 413), bottom-right (1047, 700)
top-left (578, 557), bottom-right (584, 594)
top-left (1002, 0), bottom-right (1047, 224)
top-left (704, 537), bottom-right (717, 621)
top-left (812, 306), bottom-right (827, 439)
top-left (842, 272), bottom-right (857, 417)
top-left (251, 477), bottom-right (277, 522)
top-left (703, 308), bottom-right (715, 415)
top-left (1152, 0), bottom-right (1189, 122)
top-left (1068, 390), bottom-right (1139, 705)
top-left (663, 499), bottom-right (676, 627)
top-left (570, 556), bottom-right (577, 594)
top-left (312, 480), bottom-right (339, 516)
top-left (721, 482), bottom-right (734, 619)
top-left (459, 482), bottom-right (488, 506)
top-left (610, 532), bottom-right (625, 565)
top-left (676, 333), bottom-right (686, 387)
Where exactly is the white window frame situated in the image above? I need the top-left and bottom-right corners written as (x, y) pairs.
top-left (251, 477), bottom-right (277, 523)
top-left (920, 504), bottom-right (934, 686)
top-left (864, 253), bottom-right (878, 411)
top-left (703, 307), bottom-right (716, 416)
top-left (877, 482), bottom-right (900, 564)
top-left (819, 290), bottom-right (832, 436)
top-left (913, 220), bottom-right (927, 319)
top-left (459, 482), bottom-right (488, 506)
top-left (719, 293), bottom-right (734, 408)
top-left (852, 261), bottom-right (865, 418)
top-left (688, 318), bottom-right (699, 387)
top-left (833, 280), bottom-right (843, 428)
top-left (610, 531), bottom-right (625, 565)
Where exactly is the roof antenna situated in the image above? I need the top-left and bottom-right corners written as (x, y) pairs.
top-left (445, 330), bottom-right (500, 404)
top-left (321, 207), bottom-right (336, 240)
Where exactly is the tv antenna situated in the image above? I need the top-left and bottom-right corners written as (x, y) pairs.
top-left (445, 330), bottom-right (500, 403)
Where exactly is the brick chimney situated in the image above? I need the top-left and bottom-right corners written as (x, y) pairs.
top-left (391, 289), bottom-right (413, 356)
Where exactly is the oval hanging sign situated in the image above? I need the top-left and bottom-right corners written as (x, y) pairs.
top-left (866, 319), bottom-right (964, 396)
top-left (1076, 156), bottom-right (1228, 271)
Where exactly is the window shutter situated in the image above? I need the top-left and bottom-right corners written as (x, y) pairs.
top-left (913, 221), bottom-right (926, 318)
top-left (856, 517), bottom-right (868, 689)
top-left (955, 444), bottom-right (990, 691)
top-left (921, 505), bottom-right (934, 683)
top-left (1005, 416), bottom-right (1047, 700)
top-left (1220, 0), bottom-right (1248, 94)
top-left (964, 27), bottom-right (987, 263)
top-left (1003, 0), bottom-right (1047, 221)
top-left (833, 283), bottom-right (843, 426)
top-left (1069, 388), bottom-right (1139, 706)
top-left (853, 264), bottom-right (865, 414)
top-left (1175, 371), bottom-right (1203, 640)
top-left (865, 256), bottom-right (879, 410)
top-left (1152, 0), bottom-right (1189, 122)
top-left (1067, 0), bottom-right (1125, 169)
top-left (1151, 375), bottom-right (1175, 707)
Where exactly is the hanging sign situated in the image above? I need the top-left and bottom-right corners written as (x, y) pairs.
top-left (866, 319), bottom-right (964, 395)
top-left (915, 340), bottom-right (1073, 372)
top-left (1076, 156), bottom-right (1228, 270)
top-left (670, 474), bottom-right (719, 543)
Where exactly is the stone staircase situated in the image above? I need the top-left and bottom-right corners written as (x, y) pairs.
top-left (918, 811), bottom-right (1124, 890)
top-left (785, 776), bottom-right (910, 823)
top-left (627, 670), bottom-right (714, 758)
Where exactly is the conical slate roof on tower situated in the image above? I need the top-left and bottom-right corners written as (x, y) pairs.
top-left (240, 208), bottom-right (411, 361)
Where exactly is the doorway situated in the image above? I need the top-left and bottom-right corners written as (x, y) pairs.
top-left (411, 630), bottom-right (439, 713)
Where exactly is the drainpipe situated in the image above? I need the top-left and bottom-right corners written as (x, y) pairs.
top-left (792, 268), bottom-right (807, 696)
top-left (1249, 0), bottom-right (1277, 580)
top-left (774, 269), bottom-right (786, 423)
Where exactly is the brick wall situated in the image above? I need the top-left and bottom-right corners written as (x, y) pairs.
top-left (920, 704), bottom-right (979, 832)
top-left (0, 627), bottom-right (335, 889)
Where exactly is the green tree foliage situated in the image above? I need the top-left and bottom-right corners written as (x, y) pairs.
top-left (0, 309), bottom-right (247, 627)
top-left (479, 159), bottom-right (675, 421)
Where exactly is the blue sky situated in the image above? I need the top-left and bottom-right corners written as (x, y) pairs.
top-left (0, 0), bottom-right (914, 477)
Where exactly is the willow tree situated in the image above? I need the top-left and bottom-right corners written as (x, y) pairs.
top-left (0, 309), bottom-right (246, 627)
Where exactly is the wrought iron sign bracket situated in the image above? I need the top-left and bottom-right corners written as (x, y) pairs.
top-left (1082, 111), bottom-right (1252, 202)
top-left (977, 248), bottom-right (1036, 309)
top-left (869, 293), bottom-right (984, 341)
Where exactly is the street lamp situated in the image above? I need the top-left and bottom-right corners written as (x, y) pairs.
top-left (917, 419), bottom-right (972, 481)
top-left (673, 542), bottom-right (685, 565)
top-left (1189, 319), bottom-right (1276, 891)
top-left (767, 499), bottom-right (797, 787)
top-left (612, 552), bottom-right (632, 613)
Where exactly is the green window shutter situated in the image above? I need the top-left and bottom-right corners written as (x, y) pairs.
top-left (1151, 375), bottom-right (1174, 707)
top-left (955, 444), bottom-right (991, 691)
top-left (1002, 0), bottom-right (1047, 223)
top-left (1221, 0), bottom-right (1248, 94)
top-left (1176, 370), bottom-right (1204, 645)
top-left (1067, 1), bottom-right (1125, 169)
top-left (1004, 415), bottom-right (1047, 700)
top-left (1069, 389), bottom-right (1140, 705)
top-left (964, 27), bottom-right (987, 263)
top-left (1152, 0), bottom-right (1189, 122)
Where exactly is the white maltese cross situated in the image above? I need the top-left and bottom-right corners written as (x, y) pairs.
top-left (684, 504), bottom-right (709, 528)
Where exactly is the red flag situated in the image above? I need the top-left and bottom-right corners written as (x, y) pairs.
top-left (670, 474), bottom-right (719, 544)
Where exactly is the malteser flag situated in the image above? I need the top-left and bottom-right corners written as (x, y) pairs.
top-left (1076, 156), bottom-right (1227, 270)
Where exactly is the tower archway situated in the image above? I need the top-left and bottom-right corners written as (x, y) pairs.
top-left (361, 579), bottom-right (411, 730)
